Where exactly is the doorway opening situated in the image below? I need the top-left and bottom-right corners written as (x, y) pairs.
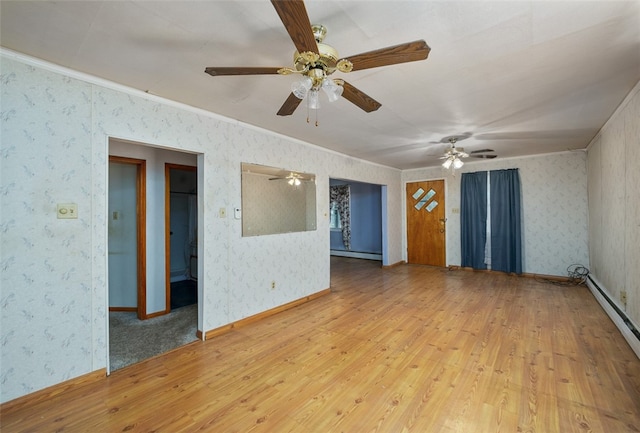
top-left (329, 178), bottom-right (386, 263)
top-left (107, 139), bottom-right (200, 372)
top-left (165, 164), bottom-right (198, 311)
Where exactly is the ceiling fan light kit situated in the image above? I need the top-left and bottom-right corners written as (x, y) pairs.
top-left (442, 155), bottom-right (464, 170)
top-left (440, 136), bottom-right (498, 170)
top-left (204, 0), bottom-right (430, 121)
top-left (290, 66), bottom-right (343, 106)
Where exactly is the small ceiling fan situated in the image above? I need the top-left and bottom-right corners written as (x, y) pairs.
top-left (441, 137), bottom-right (497, 169)
top-left (269, 172), bottom-right (311, 186)
top-left (204, 0), bottom-right (430, 117)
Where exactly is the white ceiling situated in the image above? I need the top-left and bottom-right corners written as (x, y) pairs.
top-left (1, 1), bottom-right (639, 169)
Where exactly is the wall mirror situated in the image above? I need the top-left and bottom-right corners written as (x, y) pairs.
top-left (241, 163), bottom-right (317, 237)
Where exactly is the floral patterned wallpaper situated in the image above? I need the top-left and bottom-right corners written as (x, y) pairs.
top-left (587, 84), bottom-right (640, 329)
top-left (0, 52), bottom-right (403, 403)
top-left (1, 61), bottom-right (97, 399)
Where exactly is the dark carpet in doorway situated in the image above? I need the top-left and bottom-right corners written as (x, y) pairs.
top-left (171, 279), bottom-right (197, 309)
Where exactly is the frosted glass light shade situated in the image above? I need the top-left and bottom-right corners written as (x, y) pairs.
top-left (292, 77), bottom-right (313, 99)
top-left (308, 89), bottom-right (320, 109)
top-left (321, 78), bottom-right (343, 102)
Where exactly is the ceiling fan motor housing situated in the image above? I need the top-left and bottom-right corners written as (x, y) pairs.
top-left (293, 44), bottom-right (339, 74)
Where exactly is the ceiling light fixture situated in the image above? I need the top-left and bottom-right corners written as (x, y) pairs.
top-left (283, 25), bottom-right (349, 125)
top-left (286, 173), bottom-right (302, 186)
top-left (442, 137), bottom-right (466, 170)
top-left (442, 155), bottom-right (464, 169)
top-left (291, 71), bottom-right (343, 108)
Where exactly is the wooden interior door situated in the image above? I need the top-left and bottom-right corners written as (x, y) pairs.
top-left (406, 180), bottom-right (446, 266)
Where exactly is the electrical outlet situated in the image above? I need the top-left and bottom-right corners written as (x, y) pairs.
top-left (621, 291), bottom-right (627, 307)
top-left (219, 207), bottom-right (226, 218)
top-left (451, 208), bottom-right (460, 214)
top-left (271, 281), bottom-right (276, 290)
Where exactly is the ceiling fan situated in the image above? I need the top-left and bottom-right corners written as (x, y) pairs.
top-left (269, 171), bottom-right (311, 186)
top-left (204, 0), bottom-right (430, 117)
top-left (441, 137), bottom-right (497, 169)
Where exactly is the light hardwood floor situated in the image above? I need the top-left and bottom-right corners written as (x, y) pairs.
top-left (3, 257), bottom-right (640, 432)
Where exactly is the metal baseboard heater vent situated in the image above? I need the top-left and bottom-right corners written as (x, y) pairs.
top-left (587, 275), bottom-right (640, 350)
top-left (330, 250), bottom-right (382, 261)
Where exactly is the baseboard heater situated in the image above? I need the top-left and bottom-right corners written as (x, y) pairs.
top-left (330, 250), bottom-right (382, 261)
top-left (587, 274), bottom-right (640, 359)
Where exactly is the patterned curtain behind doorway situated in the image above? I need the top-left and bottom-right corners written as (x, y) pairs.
top-left (330, 185), bottom-right (351, 250)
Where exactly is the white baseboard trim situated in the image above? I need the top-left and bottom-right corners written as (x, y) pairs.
top-left (330, 250), bottom-right (382, 261)
top-left (586, 275), bottom-right (640, 359)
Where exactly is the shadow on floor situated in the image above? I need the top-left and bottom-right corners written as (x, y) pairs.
top-left (171, 279), bottom-right (197, 309)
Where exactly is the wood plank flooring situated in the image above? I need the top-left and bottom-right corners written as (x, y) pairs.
top-left (3, 257), bottom-right (640, 432)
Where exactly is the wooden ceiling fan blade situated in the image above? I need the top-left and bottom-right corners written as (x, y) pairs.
top-left (343, 40), bottom-right (430, 72)
top-left (271, 0), bottom-right (318, 54)
top-left (341, 81), bottom-right (382, 113)
top-left (205, 67), bottom-right (282, 76)
top-left (470, 154), bottom-right (498, 159)
top-left (470, 149), bottom-right (495, 154)
top-left (277, 92), bottom-right (303, 116)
